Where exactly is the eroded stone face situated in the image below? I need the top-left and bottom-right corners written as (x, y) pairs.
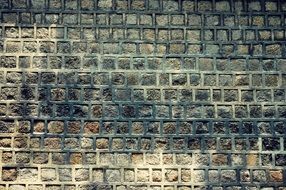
top-left (0, 0), bottom-right (285, 189)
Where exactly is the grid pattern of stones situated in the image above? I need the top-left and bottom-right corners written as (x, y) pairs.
top-left (0, 0), bottom-right (286, 190)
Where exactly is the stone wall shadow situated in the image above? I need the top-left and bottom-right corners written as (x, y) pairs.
top-left (0, 21), bottom-right (111, 189)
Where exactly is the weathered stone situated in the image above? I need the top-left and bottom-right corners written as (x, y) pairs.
top-left (44, 138), bottom-right (61, 149)
top-left (33, 152), bottom-right (48, 164)
top-left (253, 170), bottom-right (267, 182)
top-left (240, 170), bottom-right (251, 182)
top-left (47, 121), bottom-right (64, 133)
top-left (18, 168), bottom-right (38, 181)
top-left (9, 185), bottom-right (25, 190)
top-left (41, 168), bottom-right (56, 181)
top-left (247, 154), bottom-right (259, 166)
top-left (124, 169), bottom-right (134, 182)
top-left (137, 169), bottom-right (149, 182)
top-left (75, 168), bottom-right (89, 181)
top-left (106, 169), bottom-right (121, 182)
top-left (16, 152), bottom-right (30, 163)
top-left (2, 168), bottom-right (17, 181)
top-left (165, 169), bottom-right (178, 182)
top-left (269, 170), bottom-right (283, 182)
top-left (59, 168), bottom-right (72, 181)
top-left (212, 154), bottom-right (228, 166)
top-left (96, 138), bottom-right (109, 149)
top-left (221, 170), bottom-right (236, 182)
top-left (192, 170), bottom-right (205, 182)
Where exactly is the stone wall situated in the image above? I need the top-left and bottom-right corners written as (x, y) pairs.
top-left (0, 0), bottom-right (286, 189)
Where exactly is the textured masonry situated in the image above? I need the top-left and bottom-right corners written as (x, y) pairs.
top-left (0, 0), bottom-right (286, 189)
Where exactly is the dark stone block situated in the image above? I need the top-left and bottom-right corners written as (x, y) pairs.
top-left (275, 154), bottom-right (286, 166)
top-left (122, 105), bottom-right (136, 118)
top-left (55, 104), bottom-right (71, 117)
top-left (20, 86), bottom-right (35, 100)
top-left (41, 72), bottom-right (56, 84)
top-left (263, 138), bottom-right (280, 151)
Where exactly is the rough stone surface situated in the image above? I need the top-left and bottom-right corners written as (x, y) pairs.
top-left (0, 0), bottom-right (285, 189)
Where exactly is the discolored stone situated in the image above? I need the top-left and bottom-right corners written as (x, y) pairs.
top-left (70, 153), bottom-right (83, 164)
top-left (2, 168), bottom-right (17, 181)
top-left (212, 154), bottom-right (228, 166)
top-left (165, 169), bottom-right (178, 182)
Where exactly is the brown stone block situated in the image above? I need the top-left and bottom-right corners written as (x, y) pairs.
top-left (270, 170), bottom-right (283, 182)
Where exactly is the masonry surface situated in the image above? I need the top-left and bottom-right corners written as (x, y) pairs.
top-left (0, 0), bottom-right (286, 189)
